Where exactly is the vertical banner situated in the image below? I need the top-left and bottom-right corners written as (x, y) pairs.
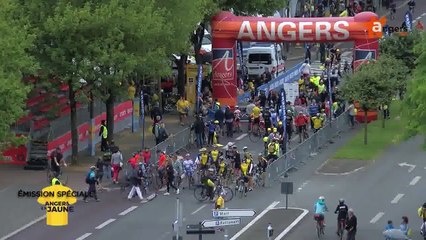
top-left (212, 38), bottom-right (237, 107)
top-left (405, 11), bottom-right (413, 32)
top-left (196, 64), bottom-right (203, 113)
top-left (132, 98), bottom-right (140, 133)
top-left (88, 118), bottom-right (96, 156)
top-left (140, 89), bottom-right (145, 149)
top-left (280, 88), bottom-right (287, 153)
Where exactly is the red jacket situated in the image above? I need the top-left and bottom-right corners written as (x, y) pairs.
top-left (158, 153), bottom-right (167, 169)
top-left (295, 115), bottom-right (308, 127)
top-left (142, 151), bottom-right (151, 164)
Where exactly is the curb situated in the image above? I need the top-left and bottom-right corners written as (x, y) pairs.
top-left (315, 159), bottom-right (366, 176)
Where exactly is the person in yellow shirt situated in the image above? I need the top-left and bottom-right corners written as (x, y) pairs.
top-left (311, 113), bottom-right (323, 133)
top-left (210, 145), bottom-right (221, 170)
top-left (215, 193), bottom-right (225, 209)
top-left (238, 160), bottom-right (250, 196)
top-left (251, 105), bottom-right (261, 133)
top-left (196, 148), bottom-right (209, 170)
top-left (37, 180), bottom-right (77, 226)
top-left (176, 96), bottom-right (190, 126)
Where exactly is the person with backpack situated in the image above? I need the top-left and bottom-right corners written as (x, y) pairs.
top-left (154, 120), bottom-right (169, 145)
top-left (128, 162), bottom-right (146, 202)
top-left (84, 166), bottom-right (99, 202)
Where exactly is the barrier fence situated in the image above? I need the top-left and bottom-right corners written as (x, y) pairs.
top-left (147, 127), bottom-right (192, 163)
top-left (265, 109), bottom-right (351, 187)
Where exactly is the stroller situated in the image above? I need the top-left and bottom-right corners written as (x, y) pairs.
top-left (383, 229), bottom-right (410, 240)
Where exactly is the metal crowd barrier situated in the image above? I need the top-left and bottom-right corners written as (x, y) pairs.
top-left (265, 110), bottom-right (351, 187)
top-left (148, 127), bottom-right (192, 162)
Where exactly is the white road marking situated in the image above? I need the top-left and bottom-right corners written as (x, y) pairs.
top-left (0, 215), bottom-right (46, 240)
top-left (0, 187), bottom-right (8, 193)
top-left (391, 194), bottom-right (404, 204)
top-left (75, 233), bottom-right (92, 240)
top-left (370, 212), bottom-right (385, 224)
top-left (297, 181), bottom-right (310, 192)
top-left (416, 16), bottom-right (422, 20)
top-left (410, 176), bottom-right (421, 186)
top-left (235, 133), bottom-right (248, 141)
top-left (191, 204), bottom-right (207, 215)
top-left (275, 208), bottom-right (310, 240)
top-left (118, 206), bottom-right (138, 216)
top-left (422, 13), bottom-right (426, 17)
top-left (95, 218), bottom-right (116, 229)
top-left (230, 201), bottom-right (280, 240)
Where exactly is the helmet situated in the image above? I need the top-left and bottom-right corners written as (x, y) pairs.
top-left (243, 146), bottom-right (248, 150)
top-left (263, 137), bottom-right (269, 142)
top-left (273, 128), bottom-right (277, 133)
top-left (278, 121), bottom-right (283, 125)
top-left (186, 153), bottom-right (190, 157)
top-left (319, 196), bottom-right (325, 200)
top-left (214, 120), bottom-right (219, 124)
top-left (199, 148), bottom-right (207, 152)
top-left (287, 110), bottom-right (291, 113)
top-left (267, 128), bottom-right (272, 132)
top-left (339, 199), bottom-right (345, 204)
top-left (258, 153), bottom-right (263, 156)
top-left (235, 105), bottom-right (239, 109)
top-left (216, 102), bottom-right (221, 106)
top-left (336, 48), bottom-right (340, 52)
top-left (208, 168), bottom-right (215, 172)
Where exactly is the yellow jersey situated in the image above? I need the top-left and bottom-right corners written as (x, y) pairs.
top-left (210, 150), bottom-right (219, 162)
top-left (215, 196), bottom-right (225, 209)
top-left (176, 99), bottom-right (189, 114)
top-left (240, 162), bottom-right (249, 176)
top-left (219, 162), bottom-right (226, 174)
top-left (200, 153), bottom-right (209, 166)
top-left (252, 107), bottom-right (261, 118)
top-left (37, 185), bottom-right (77, 226)
top-left (312, 117), bottom-right (322, 129)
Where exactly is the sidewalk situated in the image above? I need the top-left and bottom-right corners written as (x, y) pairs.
top-left (73, 112), bottom-right (193, 170)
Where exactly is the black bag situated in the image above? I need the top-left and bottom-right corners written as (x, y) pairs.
top-left (85, 172), bottom-right (91, 184)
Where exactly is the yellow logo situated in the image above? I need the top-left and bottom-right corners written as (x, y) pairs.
top-left (37, 185), bottom-right (77, 226)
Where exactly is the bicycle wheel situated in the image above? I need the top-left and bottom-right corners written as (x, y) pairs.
top-left (221, 186), bottom-right (234, 202)
top-left (316, 224), bottom-right (322, 239)
top-left (238, 185), bottom-right (244, 199)
top-left (193, 185), bottom-right (208, 202)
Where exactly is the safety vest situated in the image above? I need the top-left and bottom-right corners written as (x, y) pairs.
top-left (101, 125), bottom-right (108, 139)
top-left (318, 84), bottom-right (325, 93)
top-left (200, 153), bottom-right (209, 165)
top-left (51, 177), bottom-right (60, 186)
top-left (210, 150), bottom-right (219, 162)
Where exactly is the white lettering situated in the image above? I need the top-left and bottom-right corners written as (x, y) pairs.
top-left (299, 22), bottom-right (313, 41)
top-left (372, 22), bottom-right (382, 32)
top-left (277, 22), bottom-right (296, 41)
top-left (333, 21), bottom-right (350, 40)
top-left (257, 21), bottom-right (275, 40)
top-left (316, 22), bottom-right (332, 40)
top-left (237, 21), bottom-right (255, 40)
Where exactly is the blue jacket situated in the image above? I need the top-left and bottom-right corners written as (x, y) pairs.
top-left (314, 200), bottom-right (327, 214)
top-left (309, 104), bottom-right (319, 116)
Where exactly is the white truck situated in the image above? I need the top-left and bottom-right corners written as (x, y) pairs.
top-left (246, 43), bottom-right (285, 79)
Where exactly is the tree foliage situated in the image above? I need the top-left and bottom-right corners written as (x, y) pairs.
top-left (0, 0), bottom-right (36, 149)
top-left (405, 32), bottom-right (426, 140)
top-left (341, 56), bottom-right (401, 144)
top-left (379, 32), bottom-right (420, 73)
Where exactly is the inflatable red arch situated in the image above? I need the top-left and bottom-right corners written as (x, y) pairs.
top-left (211, 11), bottom-right (381, 106)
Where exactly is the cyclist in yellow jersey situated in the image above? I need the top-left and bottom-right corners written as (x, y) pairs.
top-left (218, 157), bottom-right (226, 178)
top-left (252, 105), bottom-right (261, 132)
top-left (238, 159), bottom-right (252, 196)
top-left (210, 145), bottom-right (220, 170)
top-left (196, 148), bottom-right (209, 170)
top-left (245, 154), bottom-right (254, 191)
top-left (215, 193), bottom-right (225, 209)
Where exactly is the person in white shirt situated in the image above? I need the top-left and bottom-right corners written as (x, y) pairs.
top-left (301, 59), bottom-right (311, 78)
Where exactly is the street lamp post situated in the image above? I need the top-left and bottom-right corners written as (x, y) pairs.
top-left (326, 60), bottom-right (333, 125)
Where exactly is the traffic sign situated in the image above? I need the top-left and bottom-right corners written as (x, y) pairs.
top-left (212, 209), bottom-right (256, 218)
top-left (202, 218), bottom-right (241, 228)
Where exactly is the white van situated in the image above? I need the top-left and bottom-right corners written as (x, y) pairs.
top-left (246, 44), bottom-right (285, 79)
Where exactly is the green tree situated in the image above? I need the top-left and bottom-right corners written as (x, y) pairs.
top-left (341, 57), bottom-right (398, 144)
top-left (0, 0), bottom-right (36, 151)
top-left (379, 32), bottom-right (419, 71)
top-left (19, 0), bottom-right (169, 163)
top-left (405, 32), bottom-right (426, 146)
